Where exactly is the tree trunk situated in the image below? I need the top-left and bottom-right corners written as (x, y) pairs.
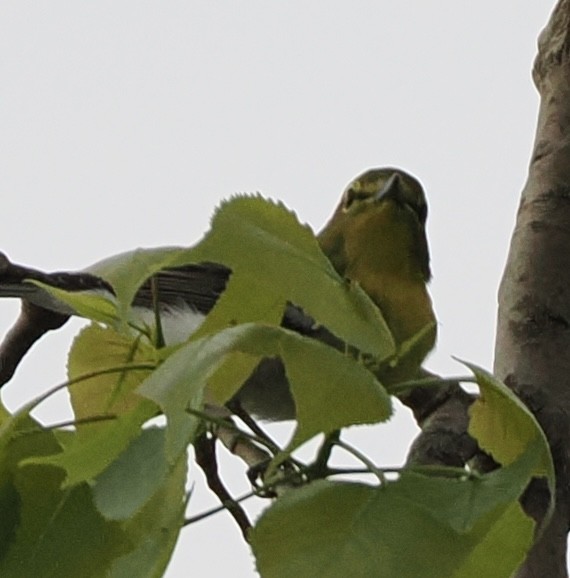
top-left (495, 1), bottom-right (570, 575)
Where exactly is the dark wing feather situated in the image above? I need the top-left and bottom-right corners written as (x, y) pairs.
top-left (132, 262), bottom-right (231, 314)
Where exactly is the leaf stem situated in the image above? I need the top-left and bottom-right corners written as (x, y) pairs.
top-left (20, 362), bottom-right (157, 414)
top-left (335, 439), bottom-right (386, 484)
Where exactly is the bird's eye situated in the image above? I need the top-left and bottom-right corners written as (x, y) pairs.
top-left (343, 187), bottom-right (369, 210)
top-left (343, 188), bottom-right (356, 209)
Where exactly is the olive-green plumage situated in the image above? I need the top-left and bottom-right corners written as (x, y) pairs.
top-left (318, 168), bottom-right (436, 376)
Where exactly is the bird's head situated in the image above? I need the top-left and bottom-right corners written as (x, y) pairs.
top-left (319, 167), bottom-right (431, 284)
top-left (341, 168), bottom-right (427, 226)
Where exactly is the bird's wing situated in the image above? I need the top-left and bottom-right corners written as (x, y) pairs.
top-left (131, 262), bottom-right (230, 314)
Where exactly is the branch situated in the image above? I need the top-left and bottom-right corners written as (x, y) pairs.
top-left (0, 301), bottom-right (68, 386)
top-left (400, 371), bottom-right (479, 468)
top-left (193, 433), bottom-right (252, 541)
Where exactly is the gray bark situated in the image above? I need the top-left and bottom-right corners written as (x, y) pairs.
top-left (495, 2), bottom-right (570, 575)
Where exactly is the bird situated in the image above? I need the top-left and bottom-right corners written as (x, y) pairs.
top-left (0, 168), bottom-right (436, 421)
top-left (318, 167), bottom-right (435, 361)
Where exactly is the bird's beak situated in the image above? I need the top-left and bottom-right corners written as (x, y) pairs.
top-left (374, 173), bottom-right (402, 204)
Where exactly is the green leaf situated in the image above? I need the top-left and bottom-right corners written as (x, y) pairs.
top-left (24, 402), bottom-right (157, 487)
top-left (30, 280), bottom-right (119, 325)
top-left (251, 468), bottom-right (534, 578)
top-left (0, 408), bottom-right (185, 577)
top-left (0, 417), bottom-right (132, 578)
top-left (86, 246), bottom-right (188, 324)
top-left (92, 427), bottom-right (172, 521)
top-left (67, 323), bottom-right (158, 420)
top-left (466, 363), bottom-right (551, 472)
top-left (29, 247), bottom-right (187, 328)
top-left (23, 323), bottom-right (159, 486)
top-left (394, 439), bottom-right (542, 534)
top-left (282, 329), bottom-right (390, 452)
top-left (466, 362), bottom-right (555, 530)
top-left (169, 196), bottom-right (395, 358)
top-left (108, 452), bottom-right (187, 578)
top-left (0, 408), bottom-right (39, 563)
top-left (0, 469), bottom-right (130, 578)
top-left (28, 198), bottom-right (394, 363)
top-left (139, 323), bottom-right (391, 463)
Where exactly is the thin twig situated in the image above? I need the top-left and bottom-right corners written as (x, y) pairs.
top-left (306, 430), bottom-right (340, 481)
top-left (183, 490), bottom-right (256, 526)
top-left (194, 432), bottom-right (252, 541)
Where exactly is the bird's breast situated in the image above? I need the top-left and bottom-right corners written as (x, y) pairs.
top-left (349, 268), bottom-right (436, 348)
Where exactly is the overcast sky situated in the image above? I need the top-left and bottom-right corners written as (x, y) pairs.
top-left (0, 2), bottom-right (555, 576)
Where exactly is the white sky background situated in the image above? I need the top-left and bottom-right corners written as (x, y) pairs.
top-left (0, 2), bottom-right (556, 576)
